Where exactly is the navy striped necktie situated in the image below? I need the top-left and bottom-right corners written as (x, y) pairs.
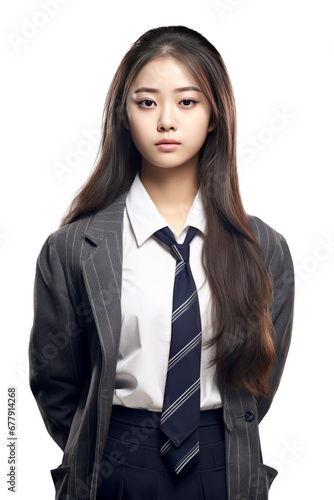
top-left (153, 225), bottom-right (202, 475)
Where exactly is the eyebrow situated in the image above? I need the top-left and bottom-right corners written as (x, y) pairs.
top-left (133, 86), bottom-right (202, 94)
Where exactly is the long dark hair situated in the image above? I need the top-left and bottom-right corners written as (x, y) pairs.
top-left (60, 25), bottom-right (275, 397)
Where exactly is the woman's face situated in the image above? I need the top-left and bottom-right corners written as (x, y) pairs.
top-left (125, 56), bottom-right (214, 172)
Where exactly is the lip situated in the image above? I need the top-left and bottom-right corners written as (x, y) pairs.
top-left (155, 138), bottom-right (180, 151)
top-left (155, 139), bottom-right (180, 145)
top-left (156, 143), bottom-right (180, 151)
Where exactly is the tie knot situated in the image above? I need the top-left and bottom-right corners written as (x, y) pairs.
top-left (171, 243), bottom-right (190, 263)
top-left (153, 226), bottom-right (198, 263)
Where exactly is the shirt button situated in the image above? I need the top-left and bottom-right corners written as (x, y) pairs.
top-left (244, 410), bottom-right (255, 422)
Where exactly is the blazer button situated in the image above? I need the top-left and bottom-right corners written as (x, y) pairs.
top-left (244, 410), bottom-right (255, 422)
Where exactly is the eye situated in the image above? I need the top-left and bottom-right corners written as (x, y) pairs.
top-left (136, 98), bottom-right (198, 109)
top-left (137, 99), bottom-right (156, 108)
top-left (180, 99), bottom-right (198, 107)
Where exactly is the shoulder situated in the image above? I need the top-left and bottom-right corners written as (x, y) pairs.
top-left (247, 214), bottom-right (294, 279)
top-left (42, 213), bottom-right (94, 261)
top-left (39, 192), bottom-right (128, 268)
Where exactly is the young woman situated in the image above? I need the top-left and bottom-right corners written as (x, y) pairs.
top-left (29, 25), bottom-right (295, 500)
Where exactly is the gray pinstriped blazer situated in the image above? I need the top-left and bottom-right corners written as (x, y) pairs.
top-left (29, 191), bottom-right (294, 500)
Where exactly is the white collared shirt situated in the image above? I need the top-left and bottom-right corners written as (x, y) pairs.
top-left (112, 172), bottom-right (222, 411)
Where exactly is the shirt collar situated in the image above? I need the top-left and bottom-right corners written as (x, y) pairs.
top-left (126, 171), bottom-right (207, 247)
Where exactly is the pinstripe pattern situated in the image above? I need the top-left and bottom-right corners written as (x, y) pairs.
top-left (29, 194), bottom-right (294, 500)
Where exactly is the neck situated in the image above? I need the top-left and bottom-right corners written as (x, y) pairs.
top-left (140, 161), bottom-right (199, 214)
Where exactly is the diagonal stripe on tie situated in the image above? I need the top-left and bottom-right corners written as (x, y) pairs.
top-left (175, 442), bottom-right (200, 474)
top-left (167, 332), bottom-right (202, 370)
top-left (172, 289), bottom-right (198, 322)
top-left (153, 225), bottom-right (202, 475)
top-left (175, 261), bottom-right (186, 276)
top-left (160, 378), bottom-right (200, 424)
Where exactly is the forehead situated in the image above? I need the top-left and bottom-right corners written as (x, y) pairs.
top-left (130, 56), bottom-right (198, 89)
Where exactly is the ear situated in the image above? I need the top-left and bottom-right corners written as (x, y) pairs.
top-left (207, 121), bottom-right (215, 133)
top-left (207, 114), bottom-right (215, 133)
top-left (122, 116), bottom-right (130, 130)
top-left (121, 106), bottom-right (130, 130)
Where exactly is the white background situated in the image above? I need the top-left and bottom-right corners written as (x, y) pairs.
top-left (1, 0), bottom-right (333, 498)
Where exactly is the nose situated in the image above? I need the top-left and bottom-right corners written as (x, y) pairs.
top-left (157, 103), bottom-right (177, 131)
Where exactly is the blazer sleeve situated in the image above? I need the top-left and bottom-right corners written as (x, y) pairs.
top-left (29, 232), bottom-right (89, 451)
top-left (256, 230), bottom-right (295, 423)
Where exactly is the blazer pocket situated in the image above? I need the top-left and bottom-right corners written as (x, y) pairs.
top-left (257, 463), bottom-right (278, 498)
top-left (50, 464), bottom-right (71, 497)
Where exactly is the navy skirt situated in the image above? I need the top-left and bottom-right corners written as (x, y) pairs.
top-left (96, 405), bottom-right (227, 500)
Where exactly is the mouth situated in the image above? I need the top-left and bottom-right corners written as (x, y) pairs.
top-left (155, 139), bottom-right (181, 145)
top-left (155, 142), bottom-right (180, 151)
top-left (155, 139), bottom-right (181, 151)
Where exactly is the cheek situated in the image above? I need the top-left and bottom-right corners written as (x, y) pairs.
top-left (127, 113), bottom-right (151, 143)
top-left (186, 115), bottom-right (211, 146)
top-left (126, 119), bottom-right (151, 156)
top-left (127, 120), bottom-right (143, 146)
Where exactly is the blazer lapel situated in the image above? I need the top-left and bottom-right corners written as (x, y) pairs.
top-left (82, 192), bottom-right (127, 370)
